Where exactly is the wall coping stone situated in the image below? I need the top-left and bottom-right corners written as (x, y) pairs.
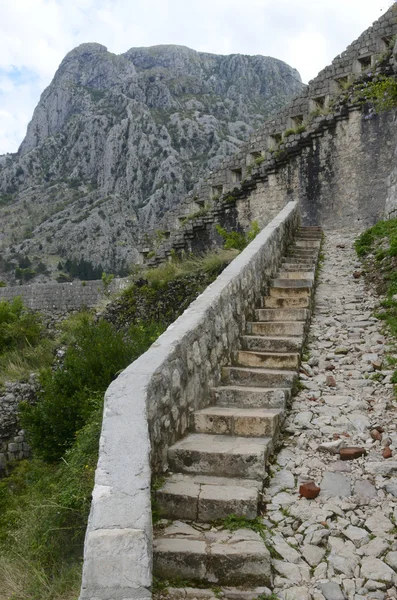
top-left (78, 201), bottom-right (300, 600)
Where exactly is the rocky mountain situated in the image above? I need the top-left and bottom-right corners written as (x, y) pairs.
top-left (0, 43), bottom-right (303, 283)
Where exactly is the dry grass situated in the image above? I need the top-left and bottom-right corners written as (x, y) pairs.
top-left (143, 248), bottom-right (239, 285)
top-left (0, 556), bottom-right (81, 600)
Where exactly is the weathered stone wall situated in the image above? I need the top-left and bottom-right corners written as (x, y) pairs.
top-left (78, 202), bottom-right (300, 600)
top-left (235, 108), bottom-right (397, 231)
top-left (0, 278), bottom-right (128, 312)
top-left (166, 5), bottom-right (397, 223)
top-left (0, 377), bottom-right (38, 476)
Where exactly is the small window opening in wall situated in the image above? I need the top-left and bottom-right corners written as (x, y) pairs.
top-left (270, 133), bottom-right (282, 147)
top-left (358, 55), bottom-right (372, 72)
top-left (335, 76), bottom-right (349, 90)
top-left (382, 36), bottom-right (394, 50)
top-left (211, 185), bottom-right (223, 199)
top-left (313, 96), bottom-right (325, 109)
top-left (249, 151), bottom-right (262, 162)
top-left (292, 114), bottom-right (304, 127)
top-left (231, 168), bottom-right (242, 183)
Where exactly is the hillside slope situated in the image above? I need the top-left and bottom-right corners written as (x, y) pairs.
top-left (0, 43), bottom-right (303, 282)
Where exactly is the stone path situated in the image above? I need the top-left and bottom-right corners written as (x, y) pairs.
top-left (154, 229), bottom-right (397, 600)
top-left (264, 231), bottom-right (397, 600)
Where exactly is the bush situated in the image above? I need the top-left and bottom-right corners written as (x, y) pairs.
top-left (20, 315), bottom-right (163, 461)
top-left (216, 221), bottom-right (260, 251)
top-left (0, 297), bottom-right (43, 354)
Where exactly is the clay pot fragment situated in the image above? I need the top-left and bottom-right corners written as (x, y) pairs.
top-left (339, 447), bottom-right (366, 461)
top-left (383, 447), bottom-right (392, 459)
top-left (299, 481), bottom-right (321, 499)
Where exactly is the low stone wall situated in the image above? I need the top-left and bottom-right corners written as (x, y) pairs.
top-left (78, 201), bottom-right (300, 600)
top-left (0, 278), bottom-right (129, 312)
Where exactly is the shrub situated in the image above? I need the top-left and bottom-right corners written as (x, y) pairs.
top-left (0, 297), bottom-right (43, 354)
top-left (216, 221), bottom-right (260, 251)
top-left (20, 315), bottom-right (163, 461)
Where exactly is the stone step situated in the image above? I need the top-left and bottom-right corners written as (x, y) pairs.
top-left (263, 295), bottom-right (310, 308)
top-left (280, 264), bottom-right (315, 272)
top-left (254, 308), bottom-right (309, 321)
top-left (193, 406), bottom-right (284, 437)
top-left (296, 233), bottom-right (323, 239)
top-left (241, 334), bottom-right (302, 352)
top-left (248, 320), bottom-right (305, 337)
top-left (270, 285), bottom-right (312, 298)
top-left (287, 250), bottom-right (318, 258)
top-left (222, 366), bottom-right (297, 388)
top-left (282, 258), bottom-right (316, 266)
top-left (277, 271), bottom-right (314, 279)
top-left (164, 586), bottom-right (273, 600)
top-left (236, 350), bottom-right (299, 370)
top-left (272, 278), bottom-right (313, 288)
top-left (154, 524), bottom-right (272, 586)
top-left (156, 473), bottom-right (261, 522)
top-left (212, 385), bottom-right (289, 409)
top-left (294, 239), bottom-right (321, 248)
top-left (168, 433), bottom-right (271, 479)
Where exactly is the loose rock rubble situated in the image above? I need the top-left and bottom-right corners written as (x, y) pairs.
top-left (264, 231), bottom-right (397, 600)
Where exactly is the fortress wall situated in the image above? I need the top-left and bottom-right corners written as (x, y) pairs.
top-left (0, 278), bottom-right (129, 312)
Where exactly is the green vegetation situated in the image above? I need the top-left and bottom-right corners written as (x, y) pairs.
top-left (355, 217), bottom-right (397, 385)
top-left (216, 221), bottom-right (260, 251)
top-left (283, 124), bottom-right (306, 138)
top-left (141, 248), bottom-right (239, 286)
top-left (180, 206), bottom-right (209, 225)
top-left (215, 514), bottom-right (267, 535)
top-left (0, 304), bottom-right (164, 599)
top-left (0, 297), bottom-right (54, 386)
top-left (354, 75), bottom-right (397, 113)
top-left (101, 271), bottom-right (114, 296)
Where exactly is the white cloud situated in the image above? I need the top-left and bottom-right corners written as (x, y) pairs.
top-left (0, 0), bottom-right (394, 153)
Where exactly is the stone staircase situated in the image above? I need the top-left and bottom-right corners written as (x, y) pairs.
top-left (153, 226), bottom-right (322, 597)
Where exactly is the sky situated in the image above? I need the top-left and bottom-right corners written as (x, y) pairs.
top-left (0, 0), bottom-right (395, 154)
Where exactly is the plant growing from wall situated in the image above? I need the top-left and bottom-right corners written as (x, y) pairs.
top-left (354, 75), bottom-right (397, 113)
top-left (216, 221), bottom-right (260, 251)
top-left (101, 272), bottom-right (115, 296)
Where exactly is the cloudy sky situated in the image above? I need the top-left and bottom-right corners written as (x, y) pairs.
top-left (0, 0), bottom-right (394, 154)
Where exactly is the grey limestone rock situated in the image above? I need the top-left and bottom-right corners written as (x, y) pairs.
top-left (0, 43), bottom-right (303, 281)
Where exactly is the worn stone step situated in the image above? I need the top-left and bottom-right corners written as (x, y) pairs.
top-left (254, 308), bottom-right (309, 321)
top-left (287, 250), bottom-right (318, 258)
top-left (156, 473), bottom-right (261, 522)
top-left (164, 586), bottom-right (273, 599)
top-left (270, 285), bottom-right (312, 298)
top-left (248, 320), bottom-right (305, 337)
top-left (193, 406), bottom-right (284, 437)
top-left (222, 366), bottom-right (297, 388)
top-left (294, 239), bottom-right (321, 248)
top-left (263, 295), bottom-right (310, 308)
top-left (168, 433), bottom-right (271, 479)
top-left (212, 385), bottom-right (289, 409)
top-left (272, 278), bottom-right (313, 288)
top-left (282, 259), bottom-right (316, 268)
top-left (236, 350), bottom-right (299, 370)
top-left (241, 334), bottom-right (302, 352)
top-left (277, 270), bottom-right (314, 279)
top-left (154, 524), bottom-right (272, 586)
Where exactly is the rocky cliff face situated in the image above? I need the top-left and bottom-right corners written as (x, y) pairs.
top-left (0, 43), bottom-right (303, 282)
